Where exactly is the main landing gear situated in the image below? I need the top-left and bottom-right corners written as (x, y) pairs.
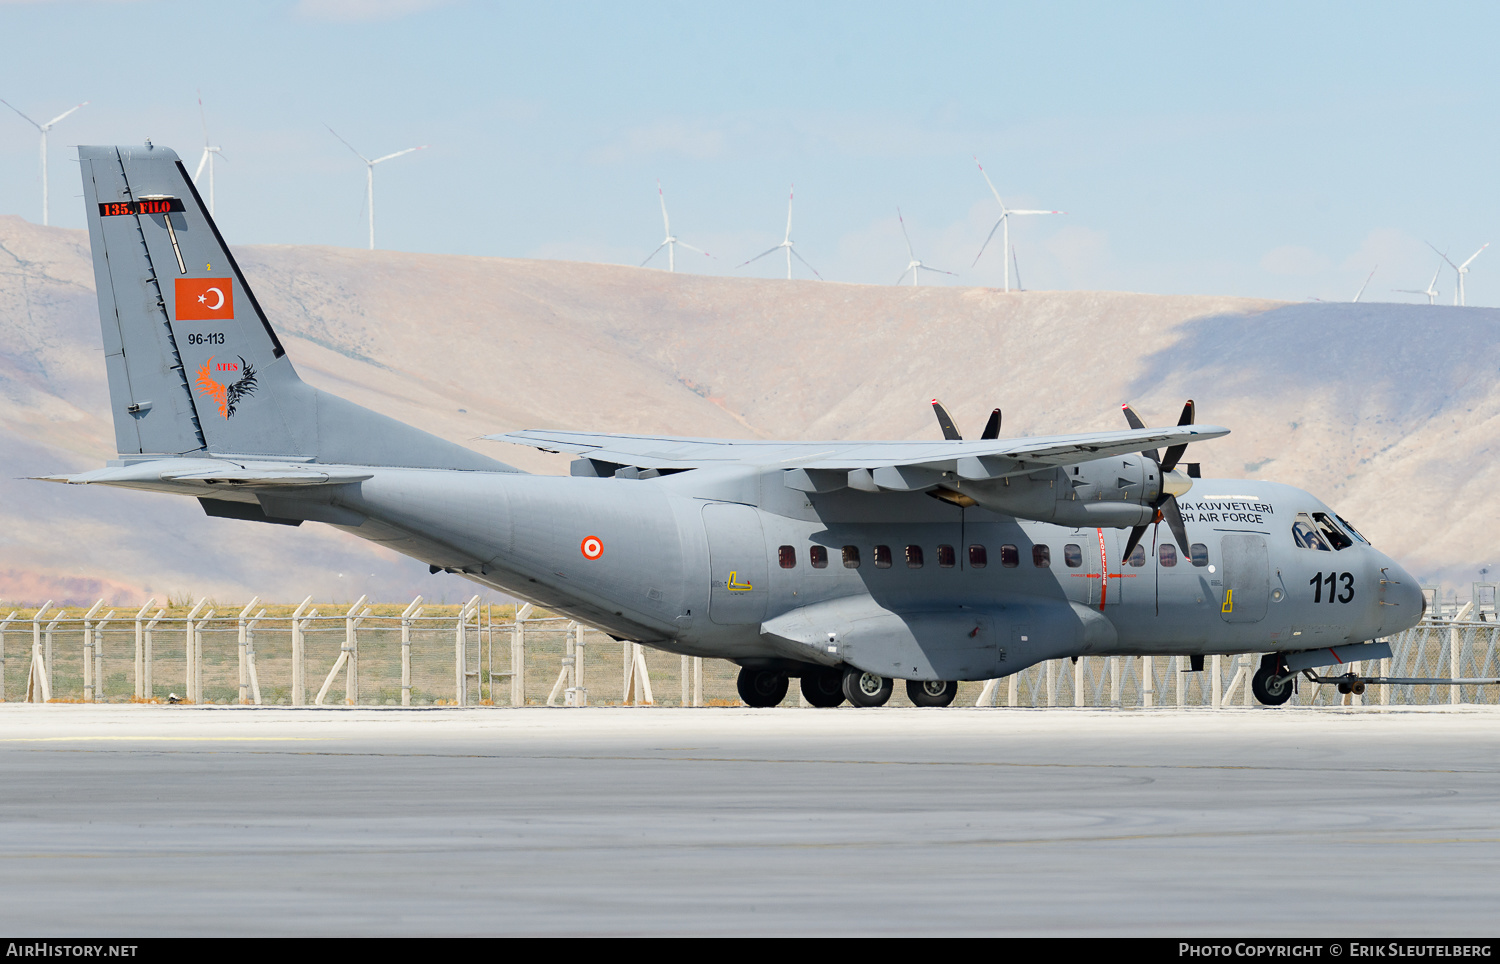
top-left (733, 665), bottom-right (960, 709)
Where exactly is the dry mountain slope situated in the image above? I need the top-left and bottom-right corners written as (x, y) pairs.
top-left (1, 215), bottom-right (1494, 604)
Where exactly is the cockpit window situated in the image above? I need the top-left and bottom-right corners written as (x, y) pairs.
top-left (1336, 514), bottom-right (1370, 545)
top-left (1312, 512), bottom-right (1353, 550)
top-left (1292, 512), bottom-right (1331, 551)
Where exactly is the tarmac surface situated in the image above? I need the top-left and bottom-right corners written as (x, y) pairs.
top-left (1, 703), bottom-right (1498, 936)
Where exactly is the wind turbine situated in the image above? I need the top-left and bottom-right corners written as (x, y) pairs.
top-left (327, 125), bottom-right (427, 250)
top-left (737, 185), bottom-right (821, 280)
top-left (1428, 241), bottom-right (1489, 306)
top-left (1, 98), bottom-right (88, 226)
top-left (192, 92), bottom-right (224, 216)
top-left (895, 208), bottom-right (957, 286)
top-left (971, 156), bottom-right (1062, 292)
top-left (1352, 266), bottom-right (1377, 302)
top-left (1393, 264), bottom-right (1442, 305)
top-left (641, 181), bottom-right (710, 271)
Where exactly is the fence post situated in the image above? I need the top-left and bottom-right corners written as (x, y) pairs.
top-left (182, 599), bottom-right (207, 702)
top-left (0, 610), bottom-right (15, 701)
top-left (237, 597), bottom-right (261, 705)
top-left (94, 610), bottom-right (114, 703)
top-left (1007, 671), bottom-right (1018, 706)
top-left (573, 623), bottom-right (588, 706)
top-left (192, 605), bottom-right (214, 703)
top-left (82, 600), bottom-right (104, 702)
top-left (143, 607), bottom-right (164, 700)
top-left (511, 603), bottom-right (533, 707)
top-left (1211, 654), bottom-right (1223, 709)
top-left (400, 596), bottom-right (424, 707)
top-left (1074, 657), bottom-right (1085, 707)
top-left (133, 599), bottom-right (155, 699)
top-left (291, 596), bottom-right (314, 706)
top-left (25, 601), bottom-right (54, 703)
top-left (246, 608), bottom-right (265, 705)
top-left (1451, 602), bottom-right (1473, 705)
top-left (346, 595), bottom-right (369, 705)
top-left (1143, 655), bottom-right (1154, 708)
top-left (455, 596), bottom-right (479, 706)
top-left (693, 655), bottom-right (704, 707)
top-left (1176, 655), bottom-right (1187, 707)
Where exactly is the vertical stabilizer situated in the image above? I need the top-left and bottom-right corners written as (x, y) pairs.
top-left (79, 144), bottom-right (512, 472)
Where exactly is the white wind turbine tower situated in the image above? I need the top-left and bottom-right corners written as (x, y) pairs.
top-left (1, 98), bottom-right (88, 226)
top-left (1393, 264), bottom-right (1442, 305)
top-left (1429, 241), bottom-right (1489, 306)
top-left (972, 156), bottom-right (1063, 292)
top-left (193, 92), bottom-right (224, 215)
top-left (641, 181), bottom-right (711, 271)
top-left (895, 208), bottom-right (957, 286)
top-left (738, 185), bottom-right (821, 279)
top-left (327, 125), bottom-right (427, 250)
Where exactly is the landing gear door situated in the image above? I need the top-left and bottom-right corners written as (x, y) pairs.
top-left (703, 502), bottom-right (770, 626)
top-left (1220, 533), bottom-right (1269, 623)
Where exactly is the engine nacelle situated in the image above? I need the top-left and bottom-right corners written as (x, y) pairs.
top-left (943, 455), bottom-right (1170, 527)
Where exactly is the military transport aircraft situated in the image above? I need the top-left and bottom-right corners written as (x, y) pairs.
top-left (47, 144), bottom-right (1426, 708)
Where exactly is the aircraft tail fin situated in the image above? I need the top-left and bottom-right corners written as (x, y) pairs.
top-left (78, 144), bottom-right (510, 472)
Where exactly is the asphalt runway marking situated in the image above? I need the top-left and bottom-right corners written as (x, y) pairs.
top-left (5, 745), bottom-right (1495, 775)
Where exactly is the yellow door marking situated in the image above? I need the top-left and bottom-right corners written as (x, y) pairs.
top-left (727, 571), bottom-right (754, 591)
top-left (1222, 589), bottom-right (1234, 613)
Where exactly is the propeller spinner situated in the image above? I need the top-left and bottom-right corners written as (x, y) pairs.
top-left (1119, 400), bottom-right (1197, 564)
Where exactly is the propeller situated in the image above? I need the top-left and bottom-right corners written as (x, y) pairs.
top-left (931, 400), bottom-right (1002, 441)
top-left (1119, 400), bottom-right (1197, 564)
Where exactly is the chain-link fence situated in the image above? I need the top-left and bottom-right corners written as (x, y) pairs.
top-left (1, 598), bottom-right (1495, 708)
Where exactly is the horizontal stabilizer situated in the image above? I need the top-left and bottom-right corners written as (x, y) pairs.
top-left (38, 458), bottom-right (373, 488)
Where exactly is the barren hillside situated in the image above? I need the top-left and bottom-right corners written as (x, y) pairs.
top-left (2, 215), bottom-right (1495, 605)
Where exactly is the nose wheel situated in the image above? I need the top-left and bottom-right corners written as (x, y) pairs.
top-left (1251, 653), bottom-right (1294, 706)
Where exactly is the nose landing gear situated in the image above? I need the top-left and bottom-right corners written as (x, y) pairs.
top-left (1251, 653), bottom-right (1295, 706)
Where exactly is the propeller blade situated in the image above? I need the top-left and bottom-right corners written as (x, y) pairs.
top-left (1121, 404), bottom-right (1160, 463)
top-left (1160, 494), bottom-right (1192, 558)
top-left (737, 246), bottom-right (783, 268)
top-left (931, 399), bottom-right (962, 440)
top-left (972, 217), bottom-right (1004, 266)
top-left (641, 242), bottom-right (668, 267)
top-left (1159, 399), bottom-right (1195, 472)
top-left (790, 246), bottom-right (823, 280)
top-left (1120, 524), bottom-right (1149, 565)
top-left (980, 408), bottom-right (1001, 440)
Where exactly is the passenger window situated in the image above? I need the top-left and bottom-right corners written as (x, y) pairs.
top-left (842, 545), bottom-right (861, 569)
top-left (1190, 543), bottom-right (1209, 567)
top-left (968, 545), bottom-right (987, 568)
top-left (937, 545), bottom-right (956, 568)
top-left (1064, 544), bottom-right (1082, 568)
top-left (810, 545), bottom-right (828, 569)
top-left (779, 545), bottom-right (796, 569)
top-left (1292, 513), bottom-right (1331, 551)
top-left (874, 545), bottom-right (892, 569)
top-left (1312, 512), bottom-right (1353, 550)
top-left (905, 545), bottom-right (924, 569)
top-left (1000, 544), bottom-right (1019, 568)
top-left (1033, 545), bottom-right (1051, 568)
top-left (1128, 544), bottom-right (1146, 567)
top-left (1158, 544), bottom-right (1178, 567)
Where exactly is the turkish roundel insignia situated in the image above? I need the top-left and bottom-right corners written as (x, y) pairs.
top-left (175, 278), bottom-right (235, 320)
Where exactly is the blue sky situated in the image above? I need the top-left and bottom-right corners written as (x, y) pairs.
top-left (3, 0), bottom-right (1497, 303)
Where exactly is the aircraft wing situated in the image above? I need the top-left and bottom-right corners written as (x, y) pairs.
top-left (489, 425), bottom-right (1227, 488)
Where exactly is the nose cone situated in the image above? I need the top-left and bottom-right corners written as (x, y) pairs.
top-left (1378, 559), bottom-right (1426, 635)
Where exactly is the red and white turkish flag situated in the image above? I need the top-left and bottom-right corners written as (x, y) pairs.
top-left (175, 278), bottom-right (235, 321)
